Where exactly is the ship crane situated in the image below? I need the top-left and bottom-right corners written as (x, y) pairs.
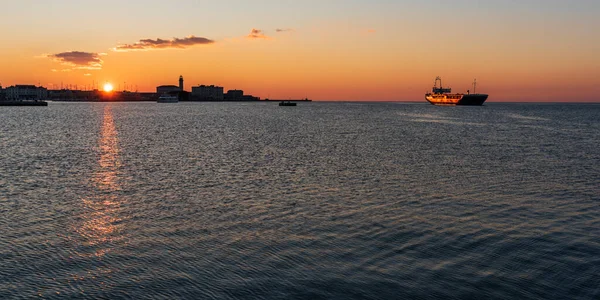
top-left (434, 76), bottom-right (443, 89)
top-left (432, 76), bottom-right (451, 94)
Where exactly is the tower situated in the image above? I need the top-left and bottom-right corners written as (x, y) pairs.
top-left (179, 75), bottom-right (184, 91)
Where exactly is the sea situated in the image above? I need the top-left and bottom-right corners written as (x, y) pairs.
top-left (1, 102), bottom-right (599, 299)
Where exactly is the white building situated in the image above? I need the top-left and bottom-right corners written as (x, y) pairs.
top-left (5, 85), bottom-right (48, 100)
top-left (191, 85), bottom-right (224, 101)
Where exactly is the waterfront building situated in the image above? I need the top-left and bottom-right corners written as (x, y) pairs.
top-left (223, 89), bottom-right (260, 101)
top-left (5, 85), bottom-right (48, 100)
top-left (157, 75), bottom-right (185, 94)
top-left (156, 85), bottom-right (181, 94)
top-left (226, 90), bottom-right (244, 99)
top-left (191, 85), bottom-right (224, 101)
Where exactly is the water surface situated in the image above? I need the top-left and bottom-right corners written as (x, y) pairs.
top-left (1, 102), bottom-right (598, 299)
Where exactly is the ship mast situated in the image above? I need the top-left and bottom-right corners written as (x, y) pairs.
top-left (473, 79), bottom-right (477, 94)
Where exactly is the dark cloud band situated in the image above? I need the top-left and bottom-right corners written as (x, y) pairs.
top-left (48, 51), bottom-right (104, 69)
top-left (114, 35), bottom-right (214, 51)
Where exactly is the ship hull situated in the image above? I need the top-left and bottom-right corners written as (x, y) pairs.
top-left (425, 94), bottom-right (488, 106)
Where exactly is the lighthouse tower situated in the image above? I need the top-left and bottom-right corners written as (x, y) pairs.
top-left (179, 75), bottom-right (184, 91)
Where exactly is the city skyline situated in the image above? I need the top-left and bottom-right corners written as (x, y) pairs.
top-left (1, 0), bottom-right (599, 102)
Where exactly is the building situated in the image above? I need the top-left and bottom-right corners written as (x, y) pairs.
top-left (225, 90), bottom-right (244, 99)
top-left (156, 85), bottom-right (181, 94)
top-left (191, 85), bottom-right (224, 101)
top-left (223, 89), bottom-right (260, 101)
top-left (5, 85), bottom-right (48, 100)
top-left (157, 75), bottom-right (185, 94)
top-left (0, 84), bottom-right (4, 100)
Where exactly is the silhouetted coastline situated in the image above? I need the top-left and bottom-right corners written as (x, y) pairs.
top-left (0, 76), bottom-right (313, 103)
top-left (0, 100), bottom-right (48, 106)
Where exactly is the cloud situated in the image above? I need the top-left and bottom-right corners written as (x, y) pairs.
top-left (48, 51), bottom-right (105, 70)
top-left (247, 28), bottom-right (269, 39)
top-left (361, 29), bottom-right (377, 36)
top-left (114, 35), bottom-right (214, 51)
top-left (275, 28), bottom-right (294, 33)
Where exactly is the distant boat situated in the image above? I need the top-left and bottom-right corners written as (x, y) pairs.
top-left (157, 94), bottom-right (178, 103)
top-left (265, 98), bottom-right (311, 102)
top-left (279, 101), bottom-right (297, 106)
top-left (425, 77), bottom-right (488, 106)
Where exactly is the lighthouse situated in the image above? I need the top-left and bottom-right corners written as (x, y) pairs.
top-left (179, 75), bottom-right (184, 91)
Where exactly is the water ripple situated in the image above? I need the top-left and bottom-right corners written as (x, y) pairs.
top-left (0, 102), bottom-right (598, 299)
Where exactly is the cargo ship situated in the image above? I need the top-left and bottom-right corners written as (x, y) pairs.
top-left (425, 77), bottom-right (488, 106)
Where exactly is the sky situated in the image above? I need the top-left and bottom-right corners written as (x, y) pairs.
top-left (0, 0), bottom-right (598, 102)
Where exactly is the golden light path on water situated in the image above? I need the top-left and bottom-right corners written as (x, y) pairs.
top-left (49, 105), bottom-right (127, 296)
top-left (75, 105), bottom-right (124, 258)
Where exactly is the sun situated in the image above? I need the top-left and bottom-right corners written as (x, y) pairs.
top-left (103, 83), bottom-right (114, 92)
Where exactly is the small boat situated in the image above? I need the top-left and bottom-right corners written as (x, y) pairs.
top-left (279, 101), bottom-right (297, 106)
top-left (157, 94), bottom-right (179, 103)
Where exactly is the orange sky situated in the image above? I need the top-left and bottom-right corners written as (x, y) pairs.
top-left (1, 1), bottom-right (598, 102)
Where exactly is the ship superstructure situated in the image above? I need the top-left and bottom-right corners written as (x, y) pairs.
top-left (425, 77), bottom-right (488, 106)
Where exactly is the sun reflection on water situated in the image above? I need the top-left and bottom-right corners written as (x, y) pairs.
top-left (74, 105), bottom-right (125, 258)
top-left (96, 107), bottom-right (121, 190)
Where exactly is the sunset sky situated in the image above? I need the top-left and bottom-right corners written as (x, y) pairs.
top-left (0, 0), bottom-right (598, 101)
